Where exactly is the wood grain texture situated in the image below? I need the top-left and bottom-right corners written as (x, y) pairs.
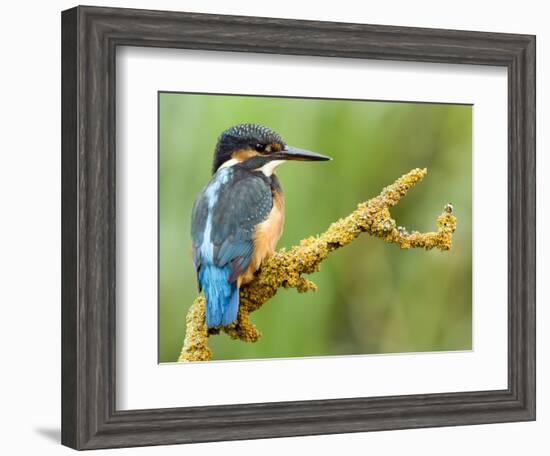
top-left (61, 7), bottom-right (78, 449)
top-left (61, 5), bottom-right (536, 450)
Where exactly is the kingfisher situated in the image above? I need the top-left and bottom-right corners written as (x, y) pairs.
top-left (191, 124), bottom-right (331, 328)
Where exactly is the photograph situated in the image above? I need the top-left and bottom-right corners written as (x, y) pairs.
top-left (158, 92), bottom-right (472, 363)
top-left (44, 2), bottom-right (538, 452)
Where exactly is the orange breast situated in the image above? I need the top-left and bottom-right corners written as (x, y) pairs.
top-left (237, 189), bottom-right (285, 287)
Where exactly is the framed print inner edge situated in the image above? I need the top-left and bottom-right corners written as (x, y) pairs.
top-left (122, 53), bottom-right (501, 408)
top-left (61, 5), bottom-right (535, 450)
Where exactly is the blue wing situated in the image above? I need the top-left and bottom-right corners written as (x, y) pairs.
top-left (211, 171), bottom-right (273, 281)
top-left (191, 167), bottom-right (272, 327)
top-left (191, 188), bottom-right (209, 291)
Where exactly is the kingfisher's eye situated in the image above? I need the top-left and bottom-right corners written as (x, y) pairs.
top-left (254, 143), bottom-right (266, 152)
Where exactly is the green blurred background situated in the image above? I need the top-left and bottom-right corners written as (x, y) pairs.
top-left (159, 92), bottom-right (472, 363)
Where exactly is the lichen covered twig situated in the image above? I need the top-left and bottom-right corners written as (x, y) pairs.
top-left (178, 168), bottom-right (456, 362)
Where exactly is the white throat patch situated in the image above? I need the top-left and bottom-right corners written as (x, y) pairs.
top-left (257, 160), bottom-right (285, 177)
top-left (217, 158), bottom-right (240, 170)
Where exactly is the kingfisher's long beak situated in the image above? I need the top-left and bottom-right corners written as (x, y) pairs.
top-left (275, 146), bottom-right (332, 161)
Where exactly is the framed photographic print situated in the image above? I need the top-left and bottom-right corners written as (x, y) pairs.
top-left (61, 5), bottom-right (536, 450)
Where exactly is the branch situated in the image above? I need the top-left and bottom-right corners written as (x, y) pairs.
top-left (178, 168), bottom-right (456, 362)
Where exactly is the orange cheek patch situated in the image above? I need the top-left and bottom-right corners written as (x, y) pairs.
top-left (231, 149), bottom-right (260, 161)
top-left (269, 143), bottom-right (283, 152)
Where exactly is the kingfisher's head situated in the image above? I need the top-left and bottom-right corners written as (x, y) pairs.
top-left (212, 123), bottom-right (331, 175)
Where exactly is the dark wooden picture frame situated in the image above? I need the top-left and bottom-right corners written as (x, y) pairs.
top-left (61, 5), bottom-right (536, 450)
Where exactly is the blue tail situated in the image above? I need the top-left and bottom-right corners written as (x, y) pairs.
top-left (199, 264), bottom-right (239, 328)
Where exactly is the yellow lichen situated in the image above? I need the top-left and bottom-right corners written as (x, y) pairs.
top-left (179, 296), bottom-right (212, 362)
top-left (178, 168), bottom-right (457, 362)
